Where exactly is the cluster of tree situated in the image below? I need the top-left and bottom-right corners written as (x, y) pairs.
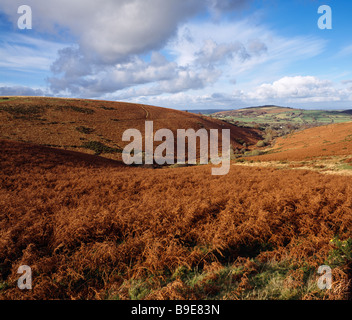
top-left (257, 122), bottom-right (327, 144)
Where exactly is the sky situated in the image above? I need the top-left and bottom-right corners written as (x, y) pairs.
top-left (0, 0), bottom-right (352, 110)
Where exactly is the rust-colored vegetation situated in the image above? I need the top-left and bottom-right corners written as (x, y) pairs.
top-left (1, 139), bottom-right (352, 300)
top-left (0, 97), bottom-right (260, 162)
top-left (251, 121), bottom-right (352, 161)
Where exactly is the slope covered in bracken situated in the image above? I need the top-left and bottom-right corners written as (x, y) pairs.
top-left (1, 139), bottom-right (352, 300)
top-left (0, 97), bottom-right (260, 161)
top-left (251, 121), bottom-right (352, 161)
top-left (0, 139), bottom-right (127, 171)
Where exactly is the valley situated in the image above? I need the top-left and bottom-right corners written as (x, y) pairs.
top-left (1, 97), bottom-right (352, 300)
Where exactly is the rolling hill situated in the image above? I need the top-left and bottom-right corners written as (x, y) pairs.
top-left (213, 105), bottom-right (294, 117)
top-left (1, 96), bottom-right (352, 301)
top-left (1, 136), bottom-right (352, 300)
top-left (0, 96), bottom-right (260, 162)
top-left (342, 109), bottom-right (352, 115)
top-left (211, 105), bottom-right (352, 128)
top-left (250, 121), bottom-right (352, 161)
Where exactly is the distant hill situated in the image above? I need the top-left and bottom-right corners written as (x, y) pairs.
top-left (211, 105), bottom-right (352, 128)
top-left (213, 105), bottom-right (296, 118)
top-left (341, 109), bottom-right (352, 114)
top-left (0, 96), bottom-right (261, 161)
top-left (183, 109), bottom-right (233, 115)
top-left (244, 105), bottom-right (291, 109)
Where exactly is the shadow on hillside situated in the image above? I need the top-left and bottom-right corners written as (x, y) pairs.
top-left (0, 139), bottom-right (126, 171)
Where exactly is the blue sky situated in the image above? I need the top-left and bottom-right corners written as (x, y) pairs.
top-left (0, 0), bottom-right (352, 110)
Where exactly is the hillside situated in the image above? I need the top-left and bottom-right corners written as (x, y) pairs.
top-left (1, 97), bottom-right (352, 301)
top-left (1, 138), bottom-right (352, 300)
top-left (251, 121), bottom-right (352, 161)
top-left (0, 97), bottom-right (260, 162)
top-left (0, 139), bottom-right (127, 172)
top-left (212, 105), bottom-right (352, 129)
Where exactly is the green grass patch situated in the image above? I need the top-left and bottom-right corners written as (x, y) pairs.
top-left (100, 105), bottom-right (116, 110)
top-left (0, 104), bottom-right (44, 119)
top-left (244, 150), bottom-right (265, 157)
top-left (338, 163), bottom-right (352, 170)
top-left (128, 279), bottom-right (153, 300)
top-left (56, 105), bottom-right (95, 114)
top-left (256, 140), bottom-right (267, 147)
top-left (167, 258), bottom-right (323, 300)
top-left (81, 141), bottom-right (122, 155)
top-left (214, 109), bottom-right (352, 129)
top-left (0, 282), bottom-right (9, 291)
top-left (326, 237), bottom-right (352, 268)
top-left (0, 97), bottom-right (17, 102)
top-left (76, 126), bottom-right (95, 134)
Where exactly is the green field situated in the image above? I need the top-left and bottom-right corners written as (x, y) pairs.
top-left (212, 107), bottom-right (352, 128)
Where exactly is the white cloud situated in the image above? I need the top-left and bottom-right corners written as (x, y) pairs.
top-left (47, 16), bottom-right (302, 97)
top-left (116, 67), bottom-right (222, 99)
top-left (2, 0), bottom-right (342, 109)
top-left (0, 0), bottom-right (248, 64)
top-left (167, 19), bottom-right (325, 79)
top-left (248, 76), bottom-right (330, 99)
top-left (118, 75), bottom-right (352, 110)
top-left (194, 39), bottom-right (251, 67)
top-left (0, 0), bottom-right (256, 97)
top-left (245, 76), bottom-right (352, 103)
top-left (48, 53), bottom-right (177, 96)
